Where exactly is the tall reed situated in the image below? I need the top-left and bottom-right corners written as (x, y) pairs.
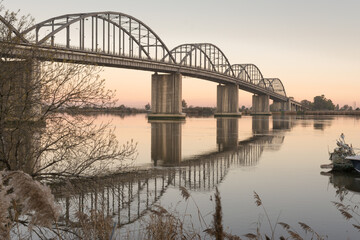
top-left (0, 170), bottom-right (61, 239)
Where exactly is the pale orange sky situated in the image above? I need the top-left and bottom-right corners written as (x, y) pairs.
top-left (7, 0), bottom-right (360, 108)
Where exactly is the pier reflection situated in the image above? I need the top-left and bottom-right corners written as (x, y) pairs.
top-left (150, 120), bottom-right (182, 166)
top-left (217, 117), bottom-right (238, 151)
top-left (252, 115), bottom-right (269, 134)
top-left (272, 115), bottom-right (293, 130)
top-left (51, 116), bottom-right (288, 227)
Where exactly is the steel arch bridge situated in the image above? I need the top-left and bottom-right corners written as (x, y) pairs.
top-left (1, 11), bottom-right (289, 102)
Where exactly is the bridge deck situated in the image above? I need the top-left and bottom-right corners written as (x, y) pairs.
top-left (4, 42), bottom-right (289, 102)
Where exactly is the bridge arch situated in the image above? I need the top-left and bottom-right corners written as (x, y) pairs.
top-left (21, 11), bottom-right (175, 62)
top-left (167, 43), bottom-right (235, 77)
top-left (0, 15), bottom-right (28, 43)
top-left (264, 78), bottom-right (287, 97)
top-left (225, 63), bottom-right (267, 87)
top-left (225, 64), bottom-right (251, 82)
top-left (260, 78), bottom-right (274, 92)
top-left (0, 10), bottom-right (289, 101)
top-left (239, 64), bottom-right (265, 86)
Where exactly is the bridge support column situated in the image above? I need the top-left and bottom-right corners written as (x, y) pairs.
top-left (1, 60), bottom-right (42, 122)
top-left (214, 84), bottom-right (241, 117)
top-left (272, 101), bottom-right (293, 112)
top-left (251, 94), bottom-right (271, 115)
top-left (148, 73), bottom-right (185, 120)
top-left (286, 97), bottom-right (296, 112)
top-left (0, 60), bottom-right (43, 173)
top-left (272, 101), bottom-right (284, 112)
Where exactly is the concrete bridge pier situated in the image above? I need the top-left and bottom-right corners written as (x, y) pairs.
top-left (1, 60), bottom-right (42, 122)
top-left (251, 94), bottom-right (271, 115)
top-left (214, 84), bottom-right (241, 117)
top-left (272, 101), bottom-right (292, 112)
top-left (286, 97), bottom-right (304, 112)
top-left (0, 60), bottom-right (44, 173)
top-left (272, 101), bottom-right (286, 112)
top-left (272, 98), bottom-right (305, 113)
top-left (148, 73), bottom-right (185, 120)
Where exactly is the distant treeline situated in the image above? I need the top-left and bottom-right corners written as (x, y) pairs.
top-left (303, 111), bottom-right (360, 115)
top-left (59, 105), bottom-right (222, 116)
top-left (183, 107), bottom-right (216, 116)
top-left (299, 94), bottom-right (359, 111)
top-left (59, 105), bottom-right (149, 115)
top-left (57, 104), bottom-right (256, 116)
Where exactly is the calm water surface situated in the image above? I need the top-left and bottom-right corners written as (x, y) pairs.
top-left (66, 114), bottom-right (360, 239)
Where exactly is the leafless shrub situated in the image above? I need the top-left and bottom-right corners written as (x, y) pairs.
top-left (0, 2), bottom-right (137, 182)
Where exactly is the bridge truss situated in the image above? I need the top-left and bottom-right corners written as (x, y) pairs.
top-left (1, 11), bottom-right (288, 100)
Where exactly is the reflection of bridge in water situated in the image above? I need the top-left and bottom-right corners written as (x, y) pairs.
top-left (51, 116), bottom-right (294, 227)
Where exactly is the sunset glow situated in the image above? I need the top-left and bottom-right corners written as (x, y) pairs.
top-left (7, 0), bottom-right (360, 108)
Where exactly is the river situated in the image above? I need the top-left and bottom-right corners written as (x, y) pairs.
top-left (55, 114), bottom-right (360, 239)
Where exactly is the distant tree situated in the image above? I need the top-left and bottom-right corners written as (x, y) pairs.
top-left (118, 104), bottom-right (126, 110)
top-left (340, 105), bottom-right (353, 111)
top-left (335, 104), bottom-right (340, 111)
top-left (182, 99), bottom-right (188, 108)
top-left (145, 103), bottom-right (151, 111)
top-left (313, 95), bottom-right (335, 110)
top-left (300, 100), bottom-right (313, 110)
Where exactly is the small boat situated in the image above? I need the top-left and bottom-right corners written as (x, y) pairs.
top-left (327, 133), bottom-right (355, 171)
top-left (346, 155), bottom-right (360, 172)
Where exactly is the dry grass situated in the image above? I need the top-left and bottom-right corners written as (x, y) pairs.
top-left (332, 200), bottom-right (360, 233)
top-left (144, 204), bottom-right (201, 240)
top-left (0, 170), bottom-right (61, 239)
top-left (213, 187), bottom-right (224, 240)
top-left (0, 173), bottom-right (340, 240)
top-left (179, 185), bottom-right (190, 200)
top-left (74, 210), bottom-right (114, 240)
top-left (251, 191), bottom-right (326, 240)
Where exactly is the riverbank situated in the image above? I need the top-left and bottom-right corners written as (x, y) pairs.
top-left (58, 106), bottom-right (360, 117)
top-left (303, 110), bottom-right (360, 115)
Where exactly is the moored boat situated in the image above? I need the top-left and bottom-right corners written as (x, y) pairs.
top-left (345, 155), bottom-right (360, 173)
top-left (327, 133), bottom-right (355, 171)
